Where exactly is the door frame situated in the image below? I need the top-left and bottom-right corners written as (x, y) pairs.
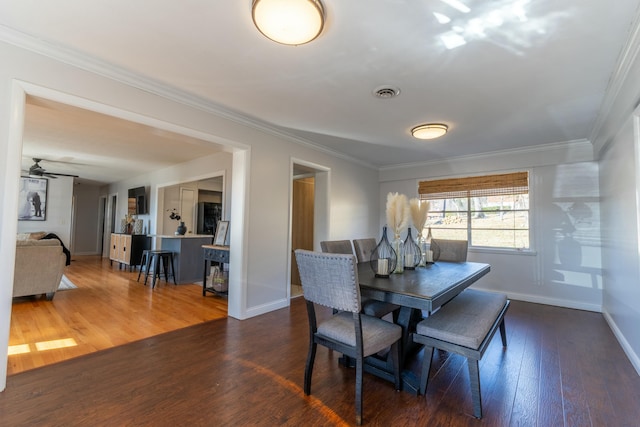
top-left (288, 159), bottom-right (330, 301)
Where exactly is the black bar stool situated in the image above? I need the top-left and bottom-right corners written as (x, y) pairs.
top-left (140, 250), bottom-right (176, 288)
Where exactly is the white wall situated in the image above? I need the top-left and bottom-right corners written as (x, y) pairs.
top-left (599, 113), bottom-right (640, 375)
top-left (379, 142), bottom-right (603, 311)
top-left (593, 20), bottom-right (640, 375)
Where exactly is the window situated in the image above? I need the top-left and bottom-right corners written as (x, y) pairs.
top-left (418, 171), bottom-right (529, 249)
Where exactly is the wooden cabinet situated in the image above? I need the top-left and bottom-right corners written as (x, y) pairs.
top-left (109, 233), bottom-right (150, 270)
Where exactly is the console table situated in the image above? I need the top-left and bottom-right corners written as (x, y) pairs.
top-left (202, 244), bottom-right (230, 296)
top-left (109, 233), bottom-right (150, 271)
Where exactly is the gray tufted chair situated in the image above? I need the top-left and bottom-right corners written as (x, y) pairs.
top-left (294, 249), bottom-right (402, 425)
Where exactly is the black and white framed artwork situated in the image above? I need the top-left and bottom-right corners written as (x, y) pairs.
top-left (18, 177), bottom-right (48, 221)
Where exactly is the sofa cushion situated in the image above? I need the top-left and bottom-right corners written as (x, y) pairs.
top-left (16, 239), bottom-right (60, 247)
top-left (16, 231), bottom-right (47, 241)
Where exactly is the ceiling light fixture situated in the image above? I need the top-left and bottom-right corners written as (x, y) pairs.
top-left (411, 123), bottom-right (449, 140)
top-left (252, 0), bottom-right (325, 46)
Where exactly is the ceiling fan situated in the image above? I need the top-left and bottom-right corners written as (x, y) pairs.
top-left (24, 158), bottom-right (79, 179)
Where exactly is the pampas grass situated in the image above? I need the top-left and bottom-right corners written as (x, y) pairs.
top-left (386, 192), bottom-right (410, 237)
top-left (410, 198), bottom-right (429, 234)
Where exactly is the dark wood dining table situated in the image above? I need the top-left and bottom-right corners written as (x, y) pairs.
top-left (356, 261), bottom-right (491, 393)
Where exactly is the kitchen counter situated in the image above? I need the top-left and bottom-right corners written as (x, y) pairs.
top-left (151, 234), bottom-right (214, 239)
top-left (157, 235), bottom-right (213, 284)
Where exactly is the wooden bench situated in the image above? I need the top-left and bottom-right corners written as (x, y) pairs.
top-left (412, 289), bottom-right (510, 418)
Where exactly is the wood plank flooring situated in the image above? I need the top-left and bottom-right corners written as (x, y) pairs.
top-left (8, 255), bottom-right (227, 375)
top-left (2, 294), bottom-right (640, 426)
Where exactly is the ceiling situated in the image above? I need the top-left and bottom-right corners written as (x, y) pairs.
top-left (2, 1), bottom-right (639, 184)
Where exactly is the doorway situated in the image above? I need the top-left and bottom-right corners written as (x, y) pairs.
top-left (101, 193), bottom-right (117, 257)
top-left (291, 175), bottom-right (315, 297)
top-left (290, 161), bottom-right (330, 299)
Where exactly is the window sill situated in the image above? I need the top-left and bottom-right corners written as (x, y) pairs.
top-left (468, 247), bottom-right (537, 256)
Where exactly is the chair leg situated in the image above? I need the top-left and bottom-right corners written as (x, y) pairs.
top-left (355, 355), bottom-right (363, 426)
top-left (161, 256), bottom-right (169, 283)
top-left (304, 341), bottom-right (317, 396)
top-left (137, 251), bottom-right (147, 282)
top-left (499, 319), bottom-right (507, 347)
top-left (143, 253), bottom-right (153, 286)
top-left (168, 253), bottom-right (177, 285)
top-left (420, 345), bottom-right (434, 396)
top-left (467, 358), bottom-right (482, 418)
top-left (152, 255), bottom-right (161, 289)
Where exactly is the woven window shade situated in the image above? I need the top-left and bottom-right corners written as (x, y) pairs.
top-left (419, 172), bottom-right (528, 200)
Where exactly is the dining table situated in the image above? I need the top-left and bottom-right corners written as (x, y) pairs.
top-left (356, 261), bottom-right (491, 394)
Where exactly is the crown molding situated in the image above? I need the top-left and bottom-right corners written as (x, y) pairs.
top-left (590, 6), bottom-right (640, 154)
top-left (0, 25), bottom-right (377, 170)
top-left (379, 139), bottom-right (593, 172)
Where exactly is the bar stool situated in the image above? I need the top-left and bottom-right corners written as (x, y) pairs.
top-left (141, 250), bottom-right (176, 289)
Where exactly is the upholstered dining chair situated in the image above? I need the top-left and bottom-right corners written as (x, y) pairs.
top-left (294, 249), bottom-right (402, 426)
top-left (320, 239), bottom-right (353, 255)
top-left (352, 238), bottom-right (377, 265)
top-left (432, 238), bottom-right (468, 262)
top-left (352, 238), bottom-right (401, 319)
top-left (321, 240), bottom-right (399, 319)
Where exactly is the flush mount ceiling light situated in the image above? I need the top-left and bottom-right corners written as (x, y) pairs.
top-left (252, 0), bottom-right (325, 46)
top-left (411, 123), bottom-right (449, 140)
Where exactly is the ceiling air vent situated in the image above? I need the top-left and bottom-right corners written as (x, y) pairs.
top-left (373, 86), bottom-right (400, 99)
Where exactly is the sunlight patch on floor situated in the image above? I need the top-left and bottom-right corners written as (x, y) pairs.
top-left (9, 338), bottom-right (78, 355)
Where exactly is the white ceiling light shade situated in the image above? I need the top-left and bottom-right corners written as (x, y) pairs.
top-left (252, 0), bottom-right (325, 46)
top-left (411, 123), bottom-right (449, 139)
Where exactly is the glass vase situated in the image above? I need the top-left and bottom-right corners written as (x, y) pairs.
top-left (403, 228), bottom-right (421, 270)
top-left (369, 226), bottom-right (397, 278)
top-left (424, 227), bottom-right (440, 263)
top-left (392, 233), bottom-right (404, 274)
top-left (418, 231), bottom-right (427, 267)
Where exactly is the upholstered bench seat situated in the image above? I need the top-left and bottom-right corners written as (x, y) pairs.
top-left (412, 289), bottom-right (510, 418)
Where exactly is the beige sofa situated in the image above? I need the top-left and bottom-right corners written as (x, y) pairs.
top-left (13, 239), bottom-right (66, 300)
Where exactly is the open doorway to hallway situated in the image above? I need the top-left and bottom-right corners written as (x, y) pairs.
top-left (291, 175), bottom-right (314, 297)
top-left (290, 161), bottom-right (329, 299)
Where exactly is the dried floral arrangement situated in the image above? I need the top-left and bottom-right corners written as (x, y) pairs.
top-left (409, 198), bottom-right (430, 237)
top-left (386, 192), bottom-right (410, 238)
top-left (124, 213), bottom-right (136, 225)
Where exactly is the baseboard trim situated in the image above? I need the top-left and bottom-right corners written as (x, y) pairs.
top-left (602, 309), bottom-right (640, 376)
top-left (471, 286), bottom-right (602, 312)
top-left (241, 298), bottom-right (289, 320)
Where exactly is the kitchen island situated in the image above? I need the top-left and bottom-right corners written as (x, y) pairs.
top-left (154, 234), bottom-right (213, 284)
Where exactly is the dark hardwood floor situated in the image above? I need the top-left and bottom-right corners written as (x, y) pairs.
top-left (2, 296), bottom-right (640, 426)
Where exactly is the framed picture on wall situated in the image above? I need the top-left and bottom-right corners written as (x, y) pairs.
top-left (214, 221), bottom-right (229, 246)
top-left (18, 177), bottom-right (48, 221)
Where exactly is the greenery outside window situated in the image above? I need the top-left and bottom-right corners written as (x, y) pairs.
top-left (418, 172), bottom-right (530, 249)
